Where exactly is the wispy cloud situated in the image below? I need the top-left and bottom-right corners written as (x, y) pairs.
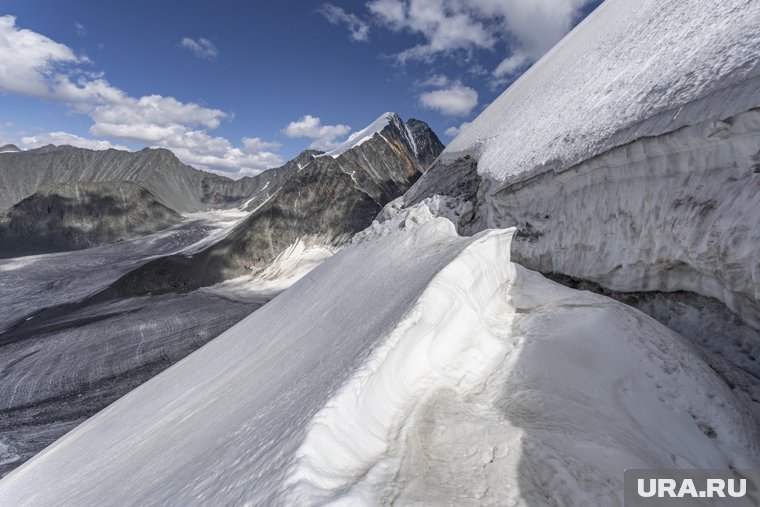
top-left (74, 21), bottom-right (86, 37)
top-left (318, 4), bottom-right (370, 42)
top-left (444, 121), bottom-right (471, 138)
top-left (180, 37), bottom-right (219, 61)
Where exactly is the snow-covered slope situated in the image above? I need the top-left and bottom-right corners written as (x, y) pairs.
top-left (1, 216), bottom-right (757, 505)
top-left (408, 0), bottom-right (760, 329)
top-left (442, 0), bottom-right (760, 184)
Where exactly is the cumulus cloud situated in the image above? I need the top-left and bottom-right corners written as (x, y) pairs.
top-left (319, 4), bottom-right (370, 42)
top-left (0, 15), bottom-right (83, 98)
top-left (444, 121), bottom-right (472, 138)
top-left (180, 37), bottom-right (219, 60)
top-left (419, 83), bottom-right (478, 116)
top-left (369, 0), bottom-right (493, 63)
top-left (367, 0), bottom-right (593, 85)
top-left (20, 131), bottom-right (128, 151)
top-left (0, 16), bottom-right (281, 176)
top-left (283, 115), bottom-right (352, 151)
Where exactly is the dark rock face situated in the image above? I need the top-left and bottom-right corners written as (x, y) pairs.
top-left (102, 115), bottom-right (445, 297)
top-left (405, 118), bottom-right (445, 168)
top-left (240, 149), bottom-right (323, 212)
top-left (0, 182), bottom-right (182, 258)
top-left (0, 145), bottom-right (260, 212)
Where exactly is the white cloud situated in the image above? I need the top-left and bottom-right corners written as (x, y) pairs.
top-left (283, 115), bottom-right (352, 151)
top-left (444, 121), bottom-right (472, 138)
top-left (369, 0), bottom-right (494, 63)
top-left (158, 130), bottom-right (284, 177)
top-left (367, 0), bottom-right (593, 83)
top-left (493, 52), bottom-right (529, 78)
top-left (0, 16), bottom-right (281, 177)
top-left (75, 22), bottom-right (86, 37)
top-left (319, 4), bottom-right (370, 42)
top-left (180, 37), bottom-right (219, 60)
top-left (419, 83), bottom-right (478, 116)
top-left (20, 131), bottom-right (128, 151)
top-left (0, 15), bottom-right (83, 98)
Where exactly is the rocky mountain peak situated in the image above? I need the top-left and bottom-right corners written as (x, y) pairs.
top-left (0, 143), bottom-right (20, 153)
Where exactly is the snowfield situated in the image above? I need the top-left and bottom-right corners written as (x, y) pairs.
top-left (0, 216), bottom-right (758, 505)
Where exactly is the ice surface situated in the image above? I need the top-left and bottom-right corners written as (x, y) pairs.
top-left (1, 217), bottom-right (756, 505)
top-left (488, 108), bottom-right (760, 329)
top-left (0, 211), bottom-right (242, 333)
top-left (443, 0), bottom-right (760, 185)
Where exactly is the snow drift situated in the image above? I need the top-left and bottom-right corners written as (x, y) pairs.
top-left (1, 215), bottom-right (757, 505)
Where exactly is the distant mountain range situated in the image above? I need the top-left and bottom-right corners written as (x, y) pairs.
top-left (0, 113), bottom-right (443, 259)
top-left (104, 112), bottom-right (444, 295)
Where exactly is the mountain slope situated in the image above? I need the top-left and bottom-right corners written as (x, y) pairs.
top-left (0, 145), bottom-right (258, 212)
top-left (102, 113), bottom-right (443, 296)
top-left (239, 149), bottom-right (322, 212)
top-left (0, 181), bottom-right (182, 258)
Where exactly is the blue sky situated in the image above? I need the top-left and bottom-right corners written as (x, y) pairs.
top-left (0, 0), bottom-right (602, 177)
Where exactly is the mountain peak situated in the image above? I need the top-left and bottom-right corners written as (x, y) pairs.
top-left (0, 143), bottom-right (20, 153)
top-left (321, 112), bottom-right (402, 158)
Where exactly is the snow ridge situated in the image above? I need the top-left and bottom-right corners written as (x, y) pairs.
top-left (281, 227), bottom-right (517, 503)
top-left (321, 112), bottom-right (398, 158)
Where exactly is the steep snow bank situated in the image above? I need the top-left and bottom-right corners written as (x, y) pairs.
top-left (1, 216), bottom-right (757, 505)
top-left (443, 0), bottom-right (760, 184)
top-left (491, 109), bottom-right (760, 328)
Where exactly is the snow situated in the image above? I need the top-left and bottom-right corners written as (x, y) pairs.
top-left (487, 106), bottom-right (760, 329)
top-left (201, 238), bottom-right (336, 303)
top-left (443, 0), bottom-right (760, 186)
top-left (1, 214), bottom-right (757, 505)
top-left (320, 112), bottom-right (397, 159)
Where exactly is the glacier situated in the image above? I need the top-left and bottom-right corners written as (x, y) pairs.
top-left (1, 216), bottom-right (757, 505)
